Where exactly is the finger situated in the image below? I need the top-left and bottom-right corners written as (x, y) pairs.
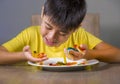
top-left (79, 44), bottom-right (87, 51)
top-left (37, 57), bottom-right (48, 62)
top-left (69, 50), bottom-right (86, 60)
top-left (32, 57), bottom-right (48, 62)
top-left (25, 51), bottom-right (48, 62)
top-left (23, 45), bottom-right (31, 53)
top-left (69, 50), bottom-right (83, 57)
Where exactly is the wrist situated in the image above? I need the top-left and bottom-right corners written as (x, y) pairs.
top-left (21, 52), bottom-right (28, 61)
top-left (85, 50), bottom-right (98, 60)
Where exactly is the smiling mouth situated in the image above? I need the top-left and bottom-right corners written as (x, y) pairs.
top-left (44, 37), bottom-right (58, 46)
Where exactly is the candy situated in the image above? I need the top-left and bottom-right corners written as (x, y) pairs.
top-left (33, 51), bottom-right (45, 58)
top-left (67, 47), bottom-right (78, 52)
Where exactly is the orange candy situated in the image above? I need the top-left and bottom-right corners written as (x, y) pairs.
top-left (37, 53), bottom-right (45, 58)
top-left (66, 62), bottom-right (77, 65)
top-left (33, 51), bottom-right (45, 58)
top-left (74, 44), bottom-right (85, 51)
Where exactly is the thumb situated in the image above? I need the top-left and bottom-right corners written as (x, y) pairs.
top-left (79, 44), bottom-right (88, 56)
top-left (23, 45), bottom-right (31, 52)
top-left (79, 44), bottom-right (87, 51)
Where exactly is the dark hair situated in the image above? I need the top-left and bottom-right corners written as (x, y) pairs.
top-left (43, 0), bottom-right (87, 32)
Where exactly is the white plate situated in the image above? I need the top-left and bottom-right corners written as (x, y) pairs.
top-left (28, 58), bottom-right (99, 71)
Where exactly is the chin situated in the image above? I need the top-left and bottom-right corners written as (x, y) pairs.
top-left (46, 43), bottom-right (61, 47)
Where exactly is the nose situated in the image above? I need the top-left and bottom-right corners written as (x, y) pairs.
top-left (48, 31), bottom-right (57, 41)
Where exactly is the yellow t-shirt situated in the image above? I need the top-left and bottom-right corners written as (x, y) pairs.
top-left (2, 26), bottom-right (102, 58)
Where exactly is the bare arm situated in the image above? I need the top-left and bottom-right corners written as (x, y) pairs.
top-left (90, 42), bottom-right (120, 63)
top-left (0, 46), bottom-right (26, 64)
top-left (0, 46), bottom-right (48, 65)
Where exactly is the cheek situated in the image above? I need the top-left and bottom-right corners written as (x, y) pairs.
top-left (40, 27), bottom-right (47, 36)
top-left (59, 36), bottom-right (69, 43)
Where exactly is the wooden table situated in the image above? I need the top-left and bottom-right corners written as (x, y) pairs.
top-left (0, 62), bottom-right (120, 84)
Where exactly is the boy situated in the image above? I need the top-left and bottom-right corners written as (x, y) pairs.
top-left (0, 0), bottom-right (120, 65)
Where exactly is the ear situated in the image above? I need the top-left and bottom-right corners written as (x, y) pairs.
top-left (79, 23), bottom-right (82, 27)
top-left (41, 6), bottom-right (44, 19)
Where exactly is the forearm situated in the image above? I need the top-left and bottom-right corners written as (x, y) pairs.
top-left (88, 48), bottom-right (120, 63)
top-left (0, 47), bottom-right (27, 65)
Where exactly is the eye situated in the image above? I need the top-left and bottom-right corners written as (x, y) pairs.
top-left (45, 25), bottom-right (52, 30)
top-left (59, 32), bottom-right (67, 36)
top-left (44, 21), bottom-right (53, 30)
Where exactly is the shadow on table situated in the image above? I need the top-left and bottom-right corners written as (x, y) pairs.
top-left (90, 62), bottom-right (120, 72)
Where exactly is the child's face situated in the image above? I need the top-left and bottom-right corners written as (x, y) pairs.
top-left (40, 15), bottom-right (75, 47)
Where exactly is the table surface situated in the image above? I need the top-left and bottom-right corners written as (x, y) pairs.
top-left (0, 62), bottom-right (120, 84)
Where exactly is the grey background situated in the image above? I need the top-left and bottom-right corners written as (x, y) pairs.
top-left (0, 0), bottom-right (120, 47)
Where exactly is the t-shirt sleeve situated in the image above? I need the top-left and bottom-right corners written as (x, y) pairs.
top-left (2, 28), bottom-right (31, 52)
top-left (79, 28), bottom-right (102, 49)
top-left (75, 28), bottom-right (102, 49)
top-left (85, 31), bottom-right (102, 49)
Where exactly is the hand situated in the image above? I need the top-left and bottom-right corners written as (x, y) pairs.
top-left (23, 45), bottom-right (48, 62)
top-left (67, 44), bottom-right (87, 60)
